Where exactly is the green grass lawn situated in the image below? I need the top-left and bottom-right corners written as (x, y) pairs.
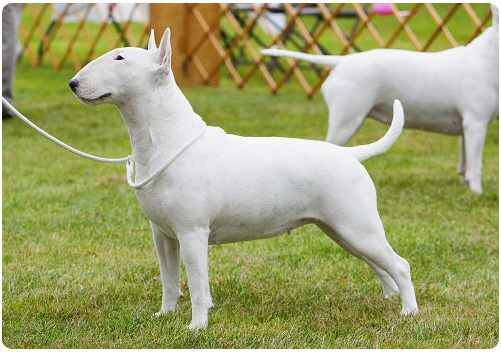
top-left (2, 58), bottom-right (498, 348)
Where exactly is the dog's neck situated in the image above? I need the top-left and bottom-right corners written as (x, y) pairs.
top-left (117, 74), bottom-right (205, 168)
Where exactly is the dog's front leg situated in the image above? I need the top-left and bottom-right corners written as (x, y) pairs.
top-left (463, 117), bottom-right (488, 194)
top-left (152, 224), bottom-right (182, 316)
top-left (178, 228), bottom-right (213, 330)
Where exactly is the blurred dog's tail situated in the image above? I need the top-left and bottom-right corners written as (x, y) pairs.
top-left (345, 100), bottom-right (405, 162)
top-left (261, 48), bottom-right (341, 67)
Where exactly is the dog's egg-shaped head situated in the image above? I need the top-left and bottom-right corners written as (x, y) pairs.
top-left (69, 28), bottom-right (173, 106)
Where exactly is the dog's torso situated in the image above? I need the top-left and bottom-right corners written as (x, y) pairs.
top-left (135, 126), bottom-right (369, 244)
top-left (321, 29), bottom-right (499, 135)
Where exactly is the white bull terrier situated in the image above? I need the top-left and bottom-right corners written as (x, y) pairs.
top-left (69, 28), bottom-right (418, 330)
top-left (262, 5), bottom-right (499, 194)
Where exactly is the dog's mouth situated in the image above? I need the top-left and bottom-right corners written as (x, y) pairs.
top-left (79, 92), bottom-right (112, 103)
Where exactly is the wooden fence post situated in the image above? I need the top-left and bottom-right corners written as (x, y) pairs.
top-left (150, 3), bottom-right (220, 87)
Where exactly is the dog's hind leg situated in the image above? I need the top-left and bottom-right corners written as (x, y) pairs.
top-left (152, 223), bottom-right (183, 316)
top-left (317, 223), bottom-right (400, 298)
top-left (177, 228), bottom-right (213, 330)
top-left (322, 220), bottom-right (417, 315)
top-left (318, 182), bottom-right (418, 315)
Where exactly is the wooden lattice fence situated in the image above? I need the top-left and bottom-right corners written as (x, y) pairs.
top-left (19, 3), bottom-right (493, 97)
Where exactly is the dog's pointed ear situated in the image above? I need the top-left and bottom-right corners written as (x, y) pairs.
top-left (156, 27), bottom-right (172, 73)
top-left (492, 4), bottom-right (499, 29)
top-left (148, 29), bottom-right (157, 51)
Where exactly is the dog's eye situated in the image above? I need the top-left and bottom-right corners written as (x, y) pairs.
top-left (114, 55), bottom-right (124, 61)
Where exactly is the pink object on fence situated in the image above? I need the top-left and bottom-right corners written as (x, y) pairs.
top-left (373, 3), bottom-right (394, 15)
top-left (373, 3), bottom-right (411, 17)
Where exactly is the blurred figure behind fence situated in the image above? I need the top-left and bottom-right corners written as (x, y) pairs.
top-left (2, 3), bottom-right (24, 119)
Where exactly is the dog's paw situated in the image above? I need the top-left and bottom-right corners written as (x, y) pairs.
top-left (400, 306), bottom-right (419, 316)
top-left (469, 184), bottom-right (483, 194)
top-left (188, 320), bottom-right (208, 331)
top-left (466, 178), bottom-right (483, 194)
top-left (383, 290), bottom-right (400, 299)
top-left (382, 284), bottom-right (400, 298)
top-left (152, 308), bottom-right (175, 318)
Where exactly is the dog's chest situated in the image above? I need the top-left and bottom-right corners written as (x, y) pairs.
top-left (135, 186), bottom-right (179, 234)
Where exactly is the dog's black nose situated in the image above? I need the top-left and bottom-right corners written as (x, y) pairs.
top-left (69, 78), bottom-right (79, 92)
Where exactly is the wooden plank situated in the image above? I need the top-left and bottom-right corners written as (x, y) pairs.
top-left (150, 3), bottom-right (220, 86)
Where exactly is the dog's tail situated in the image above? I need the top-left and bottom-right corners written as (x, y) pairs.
top-left (344, 100), bottom-right (405, 162)
top-left (261, 48), bottom-right (341, 67)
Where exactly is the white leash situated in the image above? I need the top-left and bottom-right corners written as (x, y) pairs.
top-left (2, 97), bottom-right (206, 189)
top-left (2, 97), bottom-right (129, 163)
top-left (125, 124), bottom-right (205, 189)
